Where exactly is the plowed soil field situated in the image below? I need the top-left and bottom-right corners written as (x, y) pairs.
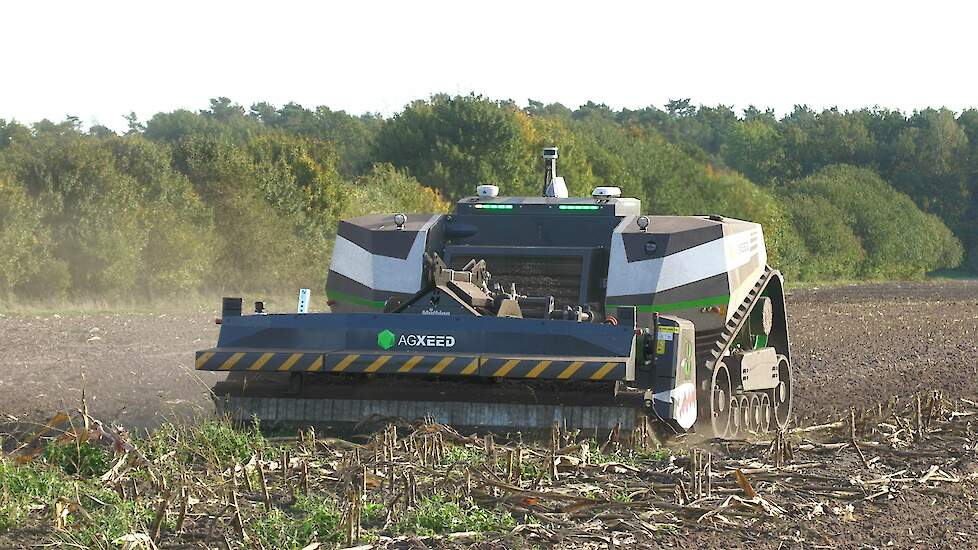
top-left (3, 281), bottom-right (975, 430)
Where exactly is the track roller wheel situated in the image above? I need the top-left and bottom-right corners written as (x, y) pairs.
top-left (709, 362), bottom-right (733, 438)
top-left (748, 393), bottom-right (762, 434)
top-left (728, 397), bottom-right (742, 438)
top-left (772, 355), bottom-right (793, 430)
top-left (738, 395), bottom-right (750, 436)
top-left (759, 392), bottom-right (772, 433)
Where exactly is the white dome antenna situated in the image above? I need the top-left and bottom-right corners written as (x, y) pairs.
top-left (592, 186), bottom-right (622, 199)
top-left (477, 184), bottom-right (499, 198)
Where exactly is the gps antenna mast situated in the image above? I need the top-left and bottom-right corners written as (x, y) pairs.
top-left (541, 147), bottom-right (566, 197)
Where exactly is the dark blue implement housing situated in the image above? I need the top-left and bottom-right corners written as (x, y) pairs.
top-left (197, 310), bottom-right (635, 382)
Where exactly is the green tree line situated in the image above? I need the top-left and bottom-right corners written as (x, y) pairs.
top-left (0, 95), bottom-right (971, 301)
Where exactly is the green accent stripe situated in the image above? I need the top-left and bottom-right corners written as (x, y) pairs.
top-left (326, 288), bottom-right (386, 309)
top-left (607, 294), bottom-right (730, 313)
top-left (753, 334), bottom-right (769, 349)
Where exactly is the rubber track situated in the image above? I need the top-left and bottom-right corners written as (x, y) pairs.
top-left (712, 267), bottom-right (775, 367)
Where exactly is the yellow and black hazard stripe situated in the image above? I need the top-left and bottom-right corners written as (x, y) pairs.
top-left (195, 351), bottom-right (479, 375)
top-left (321, 354), bottom-right (482, 376)
top-left (195, 350), bottom-right (627, 381)
top-left (195, 350), bottom-right (324, 372)
top-left (479, 357), bottom-right (625, 381)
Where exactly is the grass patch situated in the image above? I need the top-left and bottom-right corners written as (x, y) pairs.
top-left (0, 457), bottom-right (73, 533)
top-left (393, 495), bottom-right (514, 536)
top-left (249, 495), bottom-right (343, 549)
top-left (589, 440), bottom-right (670, 466)
top-left (59, 495), bottom-right (158, 548)
top-left (636, 448), bottom-right (672, 462)
top-left (142, 416), bottom-right (266, 468)
top-left (440, 445), bottom-right (485, 467)
top-left (42, 440), bottom-right (111, 477)
top-left (0, 456), bottom-right (139, 544)
top-left (190, 417), bottom-right (266, 464)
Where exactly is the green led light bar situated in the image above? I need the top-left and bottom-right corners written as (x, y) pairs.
top-left (474, 204), bottom-right (514, 210)
top-left (558, 204), bottom-right (601, 211)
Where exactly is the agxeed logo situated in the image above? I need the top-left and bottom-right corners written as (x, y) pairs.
top-left (376, 329), bottom-right (455, 350)
top-left (377, 330), bottom-right (396, 350)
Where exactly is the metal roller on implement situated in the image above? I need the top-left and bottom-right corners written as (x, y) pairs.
top-left (197, 146), bottom-right (793, 437)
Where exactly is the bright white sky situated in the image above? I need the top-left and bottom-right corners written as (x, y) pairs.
top-left (2, 0), bottom-right (975, 131)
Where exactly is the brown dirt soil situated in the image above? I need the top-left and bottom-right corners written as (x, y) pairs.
top-left (787, 280), bottom-right (978, 422)
top-left (0, 311), bottom-right (222, 430)
top-left (3, 280), bottom-right (975, 431)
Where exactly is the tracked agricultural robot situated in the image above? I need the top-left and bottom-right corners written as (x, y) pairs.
top-left (196, 147), bottom-right (792, 437)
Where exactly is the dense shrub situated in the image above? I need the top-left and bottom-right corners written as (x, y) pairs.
top-left (2, 132), bottom-right (216, 298)
top-left (785, 195), bottom-right (865, 280)
top-left (3, 134), bottom-right (148, 294)
top-left (0, 177), bottom-right (68, 298)
top-left (784, 165), bottom-right (962, 279)
top-left (373, 94), bottom-right (532, 199)
top-left (337, 163), bottom-right (451, 219)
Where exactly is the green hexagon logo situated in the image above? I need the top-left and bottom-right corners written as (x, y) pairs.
top-left (377, 329), bottom-right (396, 350)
